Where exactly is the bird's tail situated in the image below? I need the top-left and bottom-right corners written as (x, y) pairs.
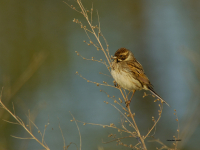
top-left (148, 87), bottom-right (170, 107)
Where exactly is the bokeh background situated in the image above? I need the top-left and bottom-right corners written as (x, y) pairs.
top-left (0, 0), bottom-right (200, 149)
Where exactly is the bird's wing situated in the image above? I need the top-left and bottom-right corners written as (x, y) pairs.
top-left (126, 60), bottom-right (151, 86)
top-left (126, 61), bottom-right (170, 106)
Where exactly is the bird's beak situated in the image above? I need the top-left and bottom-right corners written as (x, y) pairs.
top-left (111, 55), bottom-right (117, 59)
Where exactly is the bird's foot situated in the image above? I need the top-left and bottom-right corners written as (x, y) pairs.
top-left (125, 99), bottom-right (131, 107)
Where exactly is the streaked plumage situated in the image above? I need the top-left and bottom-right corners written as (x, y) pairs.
top-left (111, 48), bottom-right (170, 106)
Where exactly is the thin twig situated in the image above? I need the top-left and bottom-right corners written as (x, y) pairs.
top-left (0, 93), bottom-right (49, 150)
top-left (144, 104), bottom-right (163, 139)
top-left (2, 105), bottom-right (49, 149)
top-left (76, 0), bottom-right (111, 67)
top-left (58, 119), bottom-right (66, 150)
top-left (70, 112), bottom-right (82, 150)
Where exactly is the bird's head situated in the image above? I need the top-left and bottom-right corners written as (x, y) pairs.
top-left (111, 48), bottom-right (134, 62)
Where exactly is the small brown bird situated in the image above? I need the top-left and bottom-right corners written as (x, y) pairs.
top-left (111, 48), bottom-right (170, 106)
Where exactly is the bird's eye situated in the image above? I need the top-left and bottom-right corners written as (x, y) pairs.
top-left (120, 55), bottom-right (123, 57)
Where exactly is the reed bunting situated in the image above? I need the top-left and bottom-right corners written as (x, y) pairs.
top-left (111, 48), bottom-right (170, 106)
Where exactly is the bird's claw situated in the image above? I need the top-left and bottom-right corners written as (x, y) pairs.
top-left (125, 100), bottom-right (131, 107)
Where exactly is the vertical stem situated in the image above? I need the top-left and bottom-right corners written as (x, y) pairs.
top-left (127, 104), bottom-right (147, 150)
top-left (120, 89), bottom-right (147, 149)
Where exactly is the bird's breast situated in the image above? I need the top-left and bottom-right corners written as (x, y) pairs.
top-left (111, 63), bottom-right (142, 91)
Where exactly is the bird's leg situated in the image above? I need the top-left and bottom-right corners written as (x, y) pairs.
top-left (130, 90), bottom-right (135, 101)
top-left (126, 90), bottom-right (136, 107)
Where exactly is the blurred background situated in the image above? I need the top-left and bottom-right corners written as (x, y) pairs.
top-left (0, 0), bottom-right (200, 149)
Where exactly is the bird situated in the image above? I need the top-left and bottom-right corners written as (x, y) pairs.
top-left (111, 47), bottom-right (170, 107)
